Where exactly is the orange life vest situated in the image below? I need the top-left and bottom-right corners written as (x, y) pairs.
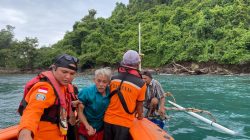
top-left (18, 71), bottom-right (76, 124)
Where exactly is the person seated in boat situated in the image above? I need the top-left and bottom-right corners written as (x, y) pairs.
top-left (103, 50), bottom-right (147, 140)
top-left (18, 54), bottom-right (80, 140)
top-left (142, 71), bottom-right (166, 118)
top-left (77, 67), bottom-right (112, 140)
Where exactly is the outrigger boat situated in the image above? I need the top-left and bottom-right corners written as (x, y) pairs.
top-left (167, 100), bottom-right (237, 135)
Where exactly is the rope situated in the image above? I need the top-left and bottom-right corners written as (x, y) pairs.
top-left (165, 107), bottom-right (216, 122)
top-left (164, 92), bottom-right (217, 122)
top-left (164, 92), bottom-right (176, 103)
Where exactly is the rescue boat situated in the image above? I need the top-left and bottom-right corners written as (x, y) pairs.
top-left (0, 118), bottom-right (174, 140)
top-left (0, 125), bottom-right (18, 140)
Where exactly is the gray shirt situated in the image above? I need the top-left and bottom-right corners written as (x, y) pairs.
top-left (144, 79), bottom-right (165, 109)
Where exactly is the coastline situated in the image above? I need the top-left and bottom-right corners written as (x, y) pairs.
top-left (153, 61), bottom-right (250, 75)
top-left (1, 62), bottom-right (250, 75)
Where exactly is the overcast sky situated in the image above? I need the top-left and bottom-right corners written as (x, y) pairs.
top-left (0, 0), bottom-right (129, 47)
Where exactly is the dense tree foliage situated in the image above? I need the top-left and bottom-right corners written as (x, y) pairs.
top-left (1, 0), bottom-right (250, 71)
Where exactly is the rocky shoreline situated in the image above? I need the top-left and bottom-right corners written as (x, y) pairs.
top-left (154, 62), bottom-right (250, 75)
top-left (1, 62), bottom-right (250, 75)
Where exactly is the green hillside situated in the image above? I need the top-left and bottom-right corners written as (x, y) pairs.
top-left (1, 0), bottom-right (250, 71)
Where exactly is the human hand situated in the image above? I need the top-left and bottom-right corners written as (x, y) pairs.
top-left (85, 124), bottom-right (96, 136)
top-left (137, 113), bottom-right (144, 120)
top-left (18, 129), bottom-right (33, 140)
top-left (158, 107), bottom-right (165, 116)
top-left (71, 100), bottom-right (82, 107)
top-left (68, 112), bottom-right (76, 125)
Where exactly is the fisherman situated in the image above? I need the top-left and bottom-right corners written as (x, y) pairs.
top-left (77, 67), bottom-right (112, 140)
top-left (18, 54), bottom-right (79, 140)
top-left (103, 50), bottom-right (147, 140)
top-left (141, 70), bottom-right (166, 118)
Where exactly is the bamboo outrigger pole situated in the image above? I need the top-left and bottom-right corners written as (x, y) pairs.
top-left (168, 100), bottom-right (237, 135)
top-left (138, 23), bottom-right (142, 71)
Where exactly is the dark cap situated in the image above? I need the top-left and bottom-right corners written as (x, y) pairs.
top-left (53, 54), bottom-right (79, 71)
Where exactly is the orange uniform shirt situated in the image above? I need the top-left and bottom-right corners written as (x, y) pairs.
top-left (104, 74), bottom-right (146, 128)
top-left (18, 82), bottom-right (66, 140)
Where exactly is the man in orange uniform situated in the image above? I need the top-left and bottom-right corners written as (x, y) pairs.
top-left (18, 54), bottom-right (79, 140)
top-left (104, 50), bottom-right (147, 140)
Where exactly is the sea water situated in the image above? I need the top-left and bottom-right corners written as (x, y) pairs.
top-left (0, 74), bottom-right (249, 140)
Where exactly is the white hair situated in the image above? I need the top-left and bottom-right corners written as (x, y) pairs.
top-left (94, 67), bottom-right (112, 81)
